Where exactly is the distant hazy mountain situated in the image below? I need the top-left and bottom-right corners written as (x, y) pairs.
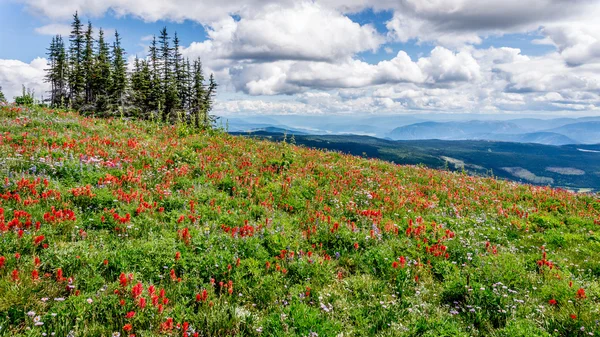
top-left (467, 132), bottom-right (578, 145)
top-left (547, 122), bottom-right (600, 144)
top-left (246, 127), bottom-right (309, 135)
top-left (222, 114), bottom-right (600, 145)
top-left (386, 121), bottom-right (524, 140)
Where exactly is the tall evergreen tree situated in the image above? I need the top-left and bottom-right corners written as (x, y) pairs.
top-left (93, 28), bottom-right (111, 112)
top-left (158, 27), bottom-right (178, 120)
top-left (110, 30), bottom-right (127, 111)
top-left (173, 32), bottom-right (186, 109)
top-left (0, 86), bottom-right (6, 103)
top-left (45, 35), bottom-right (68, 107)
top-left (82, 21), bottom-right (95, 104)
top-left (45, 36), bottom-right (58, 105)
top-left (147, 35), bottom-right (162, 113)
top-left (191, 59), bottom-right (206, 128)
top-left (184, 58), bottom-right (192, 111)
top-left (203, 73), bottom-right (218, 127)
top-left (130, 57), bottom-right (152, 115)
top-left (69, 11), bottom-right (85, 107)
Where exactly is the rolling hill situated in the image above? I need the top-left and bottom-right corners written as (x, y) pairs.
top-left (1, 105), bottom-right (599, 337)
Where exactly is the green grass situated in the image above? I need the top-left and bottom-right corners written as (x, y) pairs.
top-left (0, 104), bottom-right (599, 336)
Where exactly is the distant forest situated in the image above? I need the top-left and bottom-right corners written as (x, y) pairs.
top-left (44, 12), bottom-right (217, 128)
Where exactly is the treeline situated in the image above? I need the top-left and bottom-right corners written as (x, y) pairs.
top-left (45, 12), bottom-right (217, 128)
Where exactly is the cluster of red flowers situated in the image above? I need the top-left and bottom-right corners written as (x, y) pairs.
top-left (43, 206), bottom-right (76, 223)
top-left (537, 247), bottom-right (555, 270)
top-left (221, 220), bottom-right (257, 238)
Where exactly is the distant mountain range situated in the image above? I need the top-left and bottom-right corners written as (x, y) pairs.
top-left (231, 130), bottom-right (600, 192)
top-left (385, 120), bottom-right (594, 145)
top-left (220, 114), bottom-right (600, 145)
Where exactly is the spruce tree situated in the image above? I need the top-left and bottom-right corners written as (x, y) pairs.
top-left (130, 57), bottom-right (152, 115)
top-left (93, 28), bottom-right (111, 112)
top-left (184, 58), bottom-right (193, 111)
top-left (0, 86), bottom-right (6, 103)
top-left (45, 35), bottom-right (68, 107)
top-left (110, 30), bottom-right (127, 112)
top-left (203, 73), bottom-right (218, 127)
top-left (173, 32), bottom-right (186, 109)
top-left (69, 11), bottom-right (85, 107)
top-left (191, 58), bottom-right (206, 128)
top-left (148, 35), bottom-right (162, 114)
top-left (158, 27), bottom-right (174, 120)
top-left (82, 21), bottom-right (95, 104)
top-left (45, 36), bottom-right (58, 105)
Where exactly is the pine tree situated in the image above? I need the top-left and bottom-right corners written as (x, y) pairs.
top-left (0, 85), bottom-right (6, 103)
top-left (203, 73), bottom-right (218, 127)
top-left (191, 58), bottom-right (206, 128)
top-left (147, 35), bottom-right (162, 114)
top-left (184, 58), bottom-right (193, 111)
top-left (93, 28), bottom-right (111, 112)
top-left (110, 30), bottom-right (127, 112)
top-left (173, 32), bottom-right (186, 109)
top-left (69, 11), bottom-right (85, 107)
top-left (158, 27), bottom-right (174, 120)
top-left (82, 21), bottom-right (95, 104)
top-left (130, 57), bottom-right (152, 115)
top-left (45, 35), bottom-right (68, 107)
top-left (45, 36), bottom-right (58, 105)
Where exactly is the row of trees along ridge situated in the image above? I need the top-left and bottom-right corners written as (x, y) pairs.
top-left (45, 12), bottom-right (217, 129)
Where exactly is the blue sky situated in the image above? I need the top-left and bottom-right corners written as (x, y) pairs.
top-left (1, 0), bottom-right (599, 116)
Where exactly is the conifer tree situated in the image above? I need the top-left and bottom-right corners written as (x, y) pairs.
top-left (204, 73), bottom-right (218, 127)
top-left (93, 28), bottom-right (111, 112)
top-left (191, 58), bottom-right (206, 128)
top-left (158, 27), bottom-right (176, 120)
top-left (131, 57), bottom-right (152, 115)
top-left (0, 86), bottom-right (6, 103)
top-left (147, 35), bottom-right (162, 113)
top-left (184, 58), bottom-right (193, 111)
top-left (110, 30), bottom-right (127, 111)
top-left (45, 35), bottom-right (68, 107)
top-left (173, 32), bottom-right (186, 109)
top-left (82, 21), bottom-right (95, 104)
top-left (69, 11), bottom-right (85, 107)
top-left (45, 36), bottom-right (58, 105)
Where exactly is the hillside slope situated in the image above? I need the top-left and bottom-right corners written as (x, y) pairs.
top-left (234, 132), bottom-right (600, 192)
top-left (1, 105), bottom-right (599, 336)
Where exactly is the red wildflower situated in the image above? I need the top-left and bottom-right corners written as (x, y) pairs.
top-left (576, 288), bottom-right (586, 299)
top-left (123, 324), bottom-right (132, 332)
top-left (392, 261), bottom-right (399, 269)
top-left (353, 242), bottom-right (359, 250)
top-left (548, 299), bottom-right (557, 305)
top-left (125, 311), bottom-right (136, 319)
top-left (119, 272), bottom-right (128, 287)
top-left (132, 282), bottom-right (143, 298)
top-left (175, 252), bottom-right (181, 261)
top-left (12, 269), bottom-right (19, 281)
top-left (570, 314), bottom-right (577, 320)
top-left (0, 256), bottom-right (5, 268)
top-left (103, 259), bottom-right (109, 266)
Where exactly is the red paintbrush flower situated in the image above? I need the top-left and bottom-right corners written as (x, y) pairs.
top-left (576, 288), bottom-right (586, 299)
